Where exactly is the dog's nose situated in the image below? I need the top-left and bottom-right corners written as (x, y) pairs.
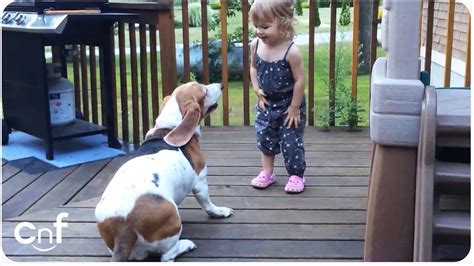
top-left (206, 83), bottom-right (223, 92)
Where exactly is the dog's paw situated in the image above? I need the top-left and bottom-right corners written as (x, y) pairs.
top-left (161, 239), bottom-right (196, 262)
top-left (179, 239), bottom-right (197, 253)
top-left (207, 206), bottom-right (234, 218)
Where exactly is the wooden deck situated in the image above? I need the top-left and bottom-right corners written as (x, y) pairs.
top-left (2, 126), bottom-right (372, 262)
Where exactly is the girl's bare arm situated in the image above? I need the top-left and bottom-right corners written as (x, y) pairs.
top-left (284, 45), bottom-right (305, 128)
top-left (287, 45), bottom-right (305, 109)
top-left (250, 39), bottom-right (268, 109)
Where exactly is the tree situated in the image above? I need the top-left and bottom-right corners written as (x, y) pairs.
top-left (339, 0), bottom-right (351, 26)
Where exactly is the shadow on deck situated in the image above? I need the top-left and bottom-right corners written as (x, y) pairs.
top-left (2, 126), bottom-right (371, 262)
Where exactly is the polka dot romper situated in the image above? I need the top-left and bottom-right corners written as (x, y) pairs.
top-left (254, 39), bottom-right (306, 177)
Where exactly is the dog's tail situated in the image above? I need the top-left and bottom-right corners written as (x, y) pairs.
top-left (111, 224), bottom-right (138, 262)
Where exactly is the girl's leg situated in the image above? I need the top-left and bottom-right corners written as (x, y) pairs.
top-left (261, 152), bottom-right (275, 173)
top-left (281, 106), bottom-right (306, 193)
top-left (253, 104), bottom-right (279, 188)
top-left (281, 132), bottom-right (306, 193)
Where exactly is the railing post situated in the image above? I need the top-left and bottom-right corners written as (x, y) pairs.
top-left (158, 0), bottom-right (177, 96)
top-left (423, 0), bottom-right (435, 74)
top-left (464, 15), bottom-right (471, 87)
top-left (242, 0), bottom-right (250, 126)
top-left (308, 0), bottom-right (316, 127)
top-left (220, 0), bottom-right (229, 125)
top-left (201, 0), bottom-right (211, 125)
top-left (329, 0), bottom-right (337, 126)
top-left (443, 0), bottom-right (455, 87)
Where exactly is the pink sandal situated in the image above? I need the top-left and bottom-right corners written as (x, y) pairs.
top-left (251, 170), bottom-right (276, 189)
top-left (285, 175), bottom-right (305, 193)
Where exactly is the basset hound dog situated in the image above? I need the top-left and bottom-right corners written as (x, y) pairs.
top-left (95, 82), bottom-right (233, 262)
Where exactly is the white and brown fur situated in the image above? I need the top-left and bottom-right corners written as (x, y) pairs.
top-left (95, 82), bottom-right (233, 262)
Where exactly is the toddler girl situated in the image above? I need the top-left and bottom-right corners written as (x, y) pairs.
top-left (249, 0), bottom-right (306, 193)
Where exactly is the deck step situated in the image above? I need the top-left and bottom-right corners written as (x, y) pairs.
top-left (434, 161), bottom-right (470, 194)
top-left (433, 211), bottom-right (470, 243)
top-left (436, 134), bottom-right (470, 148)
top-left (436, 89), bottom-right (471, 148)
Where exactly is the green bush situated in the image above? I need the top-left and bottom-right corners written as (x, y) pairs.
top-left (210, 2), bottom-right (221, 10)
top-left (173, 0), bottom-right (181, 7)
top-left (188, 2), bottom-right (219, 30)
top-left (319, 0), bottom-right (353, 8)
top-left (174, 19), bottom-right (182, 27)
top-left (300, 1), bottom-right (321, 27)
top-left (295, 0), bottom-right (303, 16)
top-left (315, 4), bottom-right (321, 27)
top-left (316, 107), bottom-right (332, 130)
top-left (335, 86), bottom-right (364, 130)
top-left (319, 0), bottom-right (330, 8)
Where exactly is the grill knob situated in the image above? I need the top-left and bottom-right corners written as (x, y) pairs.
top-left (2, 13), bottom-right (13, 24)
top-left (14, 14), bottom-right (25, 25)
top-left (12, 12), bottom-right (20, 20)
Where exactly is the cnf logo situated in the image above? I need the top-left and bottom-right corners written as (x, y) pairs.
top-left (14, 212), bottom-right (69, 252)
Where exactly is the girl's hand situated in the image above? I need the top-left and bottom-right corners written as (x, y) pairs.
top-left (284, 105), bottom-right (300, 128)
top-left (256, 89), bottom-right (269, 110)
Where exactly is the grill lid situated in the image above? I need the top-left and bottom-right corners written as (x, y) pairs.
top-left (6, 0), bottom-right (109, 13)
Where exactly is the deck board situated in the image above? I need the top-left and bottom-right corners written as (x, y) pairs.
top-left (2, 126), bottom-right (372, 262)
top-left (2, 166), bottom-right (77, 218)
top-left (2, 222), bottom-right (365, 240)
top-left (1, 162), bottom-right (22, 183)
top-left (69, 155), bottom-right (136, 203)
top-left (2, 170), bottom-right (44, 204)
top-left (23, 159), bottom-right (111, 215)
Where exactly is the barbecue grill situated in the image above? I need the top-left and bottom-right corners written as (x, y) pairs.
top-left (2, 0), bottom-right (137, 160)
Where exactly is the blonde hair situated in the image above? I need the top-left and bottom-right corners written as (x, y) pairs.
top-left (249, 0), bottom-right (295, 41)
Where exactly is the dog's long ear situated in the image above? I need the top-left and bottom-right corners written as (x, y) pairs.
top-left (164, 102), bottom-right (201, 147)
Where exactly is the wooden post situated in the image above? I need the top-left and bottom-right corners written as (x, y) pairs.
top-left (444, 0), bottom-right (455, 87)
top-left (242, 0), bottom-right (250, 126)
top-left (424, 0), bottom-right (435, 73)
top-left (220, 0), bottom-right (229, 125)
top-left (158, 1), bottom-right (177, 97)
top-left (182, 1), bottom-right (190, 82)
top-left (308, 0), bottom-right (316, 127)
top-left (139, 24), bottom-right (149, 132)
top-left (329, 0), bottom-right (337, 126)
top-left (129, 23), bottom-right (140, 143)
top-left (149, 24), bottom-right (160, 120)
top-left (201, 0), bottom-right (211, 125)
top-left (118, 23), bottom-right (129, 142)
top-left (464, 16), bottom-right (471, 87)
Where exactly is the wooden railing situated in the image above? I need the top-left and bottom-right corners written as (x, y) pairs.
top-left (52, 2), bottom-right (176, 144)
top-left (53, 0), bottom-right (470, 146)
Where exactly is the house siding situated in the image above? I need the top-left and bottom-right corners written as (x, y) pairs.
top-left (420, 0), bottom-right (470, 62)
